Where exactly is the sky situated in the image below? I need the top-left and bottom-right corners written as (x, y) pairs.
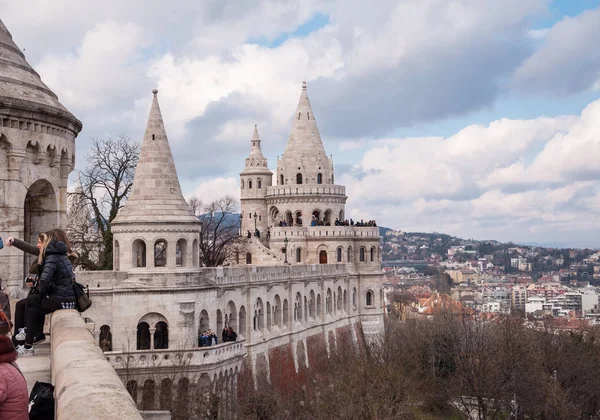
top-left (2, 0), bottom-right (600, 248)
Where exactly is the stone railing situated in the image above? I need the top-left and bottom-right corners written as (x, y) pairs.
top-left (211, 263), bottom-right (349, 285)
top-left (265, 184), bottom-right (346, 197)
top-left (270, 226), bottom-right (380, 239)
top-left (51, 310), bottom-right (142, 419)
top-left (105, 339), bottom-right (246, 370)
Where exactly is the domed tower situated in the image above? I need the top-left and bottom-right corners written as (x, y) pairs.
top-left (111, 90), bottom-right (201, 271)
top-left (240, 125), bottom-right (272, 238)
top-left (0, 18), bottom-right (82, 294)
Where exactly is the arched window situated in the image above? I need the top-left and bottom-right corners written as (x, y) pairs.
top-left (239, 306), bottom-right (247, 338)
top-left (366, 290), bottom-right (374, 306)
top-left (296, 247), bottom-right (301, 263)
top-left (246, 253), bottom-right (252, 264)
top-left (133, 239), bottom-right (146, 267)
top-left (258, 179), bottom-right (262, 188)
top-left (371, 246), bottom-right (376, 262)
top-left (154, 321), bottom-right (169, 349)
top-left (176, 239), bottom-right (187, 267)
top-left (99, 325), bottom-right (112, 351)
top-left (319, 250), bottom-right (328, 264)
top-left (283, 299), bottom-right (289, 326)
top-left (317, 173), bottom-right (322, 184)
top-left (160, 379), bottom-right (172, 411)
top-left (347, 246), bottom-right (352, 262)
top-left (280, 174), bottom-right (284, 185)
top-left (154, 240), bottom-right (167, 267)
top-left (241, 180), bottom-right (244, 189)
top-left (296, 173), bottom-right (302, 184)
top-left (360, 247), bottom-right (365, 262)
top-left (248, 180), bottom-right (253, 189)
top-left (137, 322), bottom-right (151, 350)
top-left (337, 247), bottom-right (342, 263)
top-left (142, 379), bottom-right (156, 410)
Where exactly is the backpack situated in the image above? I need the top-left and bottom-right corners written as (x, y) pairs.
top-left (28, 381), bottom-right (55, 420)
top-left (0, 284), bottom-right (12, 335)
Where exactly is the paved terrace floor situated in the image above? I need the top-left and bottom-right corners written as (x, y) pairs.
top-left (17, 339), bottom-right (51, 395)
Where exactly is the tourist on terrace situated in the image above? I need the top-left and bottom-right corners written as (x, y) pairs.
top-left (227, 327), bottom-right (237, 342)
top-left (6, 229), bottom-right (77, 350)
top-left (12, 231), bottom-right (77, 356)
top-left (198, 331), bottom-right (208, 347)
top-left (0, 334), bottom-right (28, 419)
top-left (222, 326), bottom-right (229, 343)
top-left (207, 329), bottom-right (218, 346)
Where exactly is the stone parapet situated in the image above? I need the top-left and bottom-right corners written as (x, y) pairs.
top-left (265, 184), bottom-right (346, 197)
top-left (270, 225), bottom-right (379, 239)
top-left (51, 310), bottom-right (142, 420)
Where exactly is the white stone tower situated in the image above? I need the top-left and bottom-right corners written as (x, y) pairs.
top-left (240, 125), bottom-right (272, 238)
top-left (111, 90), bottom-right (201, 271)
top-left (0, 18), bottom-right (82, 295)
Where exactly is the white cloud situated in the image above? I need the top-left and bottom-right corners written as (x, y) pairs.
top-left (188, 177), bottom-right (239, 205)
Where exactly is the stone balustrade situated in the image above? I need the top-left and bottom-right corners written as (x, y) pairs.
top-left (270, 225), bottom-right (379, 239)
top-left (105, 339), bottom-right (246, 370)
top-left (265, 184), bottom-right (346, 197)
top-left (51, 309), bottom-right (142, 419)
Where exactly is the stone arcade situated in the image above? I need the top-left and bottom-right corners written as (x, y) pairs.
top-left (0, 17), bottom-right (385, 417)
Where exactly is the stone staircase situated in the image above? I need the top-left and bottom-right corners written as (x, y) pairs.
top-left (252, 238), bottom-right (286, 264)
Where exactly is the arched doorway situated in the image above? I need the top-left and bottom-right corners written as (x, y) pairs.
top-left (24, 180), bottom-right (58, 278)
top-left (99, 325), bottom-right (112, 351)
top-left (136, 322), bottom-right (151, 350)
top-left (319, 250), bottom-right (328, 264)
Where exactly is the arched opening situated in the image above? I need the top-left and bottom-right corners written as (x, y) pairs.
top-left (294, 292), bottom-right (303, 323)
top-left (339, 210), bottom-right (344, 221)
top-left (312, 210), bottom-right (321, 225)
top-left (154, 240), bottom-right (167, 267)
top-left (258, 179), bottom-right (262, 189)
top-left (317, 294), bottom-right (322, 319)
top-left (337, 247), bottom-right (342, 263)
top-left (216, 309), bottom-right (223, 339)
top-left (160, 378), bottom-right (172, 411)
top-left (114, 240), bottom-right (120, 271)
top-left (296, 173), bottom-right (302, 184)
top-left (198, 309), bottom-right (210, 343)
top-left (248, 180), bottom-right (253, 189)
top-left (254, 298), bottom-right (264, 332)
top-left (309, 290), bottom-right (316, 318)
top-left (366, 290), bottom-right (374, 306)
top-left (280, 174), bottom-right (284, 185)
top-left (371, 246), bottom-right (376, 262)
top-left (360, 247), bottom-right (366, 262)
top-left (317, 173), bottom-right (322, 184)
top-left (226, 301), bottom-right (238, 334)
top-left (326, 289), bottom-right (332, 314)
top-left (241, 179), bottom-right (245, 189)
top-left (294, 211), bottom-right (302, 226)
top-left (177, 239), bottom-right (188, 267)
top-left (343, 290), bottom-right (348, 312)
top-left (239, 306), bottom-right (247, 337)
top-left (136, 322), bottom-right (150, 350)
top-left (266, 302), bottom-right (272, 331)
top-left (285, 211), bottom-right (293, 226)
top-left (324, 209), bottom-right (332, 225)
top-left (337, 287), bottom-right (343, 314)
top-left (246, 252), bottom-right (252, 264)
top-left (23, 180), bottom-right (58, 278)
top-left (270, 206), bottom-right (280, 225)
top-left (283, 299), bottom-right (289, 327)
top-left (347, 246), bottom-right (352, 262)
top-left (142, 379), bottom-right (156, 410)
top-left (154, 321), bottom-right (169, 349)
top-left (319, 250), bottom-right (328, 264)
top-left (273, 295), bottom-right (283, 327)
top-left (133, 239), bottom-right (147, 267)
top-left (192, 239), bottom-right (199, 267)
top-left (296, 247), bottom-right (302, 263)
top-left (99, 325), bottom-right (112, 351)
top-left (126, 381), bottom-right (138, 403)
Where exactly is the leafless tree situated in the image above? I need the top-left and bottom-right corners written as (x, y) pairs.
top-left (69, 135), bottom-right (140, 270)
top-left (189, 195), bottom-right (241, 267)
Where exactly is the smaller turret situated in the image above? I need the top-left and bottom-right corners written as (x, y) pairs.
top-left (240, 125), bottom-right (272, 238)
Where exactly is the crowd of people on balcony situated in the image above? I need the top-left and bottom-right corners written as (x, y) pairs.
top-left (198, 327), bottom-right (238, 347)
top-left (334, 218), bottom-right (377, 227)
top-left (276, 217), bottom-right (378, 227)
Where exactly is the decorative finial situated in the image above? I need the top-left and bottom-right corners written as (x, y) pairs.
top-left (152, 89), bottom-right (158, 95)
top-left (302, 80), bottom-right (307, 90)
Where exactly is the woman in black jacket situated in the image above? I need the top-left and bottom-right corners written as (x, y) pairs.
top-left (7, 229), bottom-right (77, 347)
top-left (15, 231), bottom-right (77, 356)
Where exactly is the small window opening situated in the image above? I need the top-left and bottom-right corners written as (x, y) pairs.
top-left (249, 180), bottom-right (252, 189)
top-left (298, 113), bottom-right (301, 120)
top-left (152, 134), bottom-right (155, 140)
top-left (258, 180), bottom-right (262, 188)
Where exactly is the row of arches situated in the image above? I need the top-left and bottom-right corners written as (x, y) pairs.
top-left (116, 237), bottom-right (199, 270)
top-left (277, 172), bottom-right (332, 185)
top-left (241, 178), bottom-right (263, 189)
top-left (271, 207), bottom-right (343, 227)
top-left (333, 246), bottom-right (378, 263)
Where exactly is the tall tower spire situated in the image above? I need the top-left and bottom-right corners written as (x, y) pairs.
top-left (112, 90), bottom-right (198, 224)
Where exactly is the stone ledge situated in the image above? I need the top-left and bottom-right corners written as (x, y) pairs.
top-left (51, 310), bottom-right (142, 420)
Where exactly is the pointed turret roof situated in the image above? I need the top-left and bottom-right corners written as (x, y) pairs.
top-left (112, 90), bottom-right (199, 225)
top-left (0, 18), bottom-right (81, 135)
top-left (242, 125), bottom-right (271, 173)
top-left (281, 81), bottom-right (328, 160)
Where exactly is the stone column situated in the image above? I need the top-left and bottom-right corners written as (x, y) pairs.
top-left (149, 328), bottom-right (156, 350)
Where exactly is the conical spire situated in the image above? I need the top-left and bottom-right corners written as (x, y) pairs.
top-left (112, 90), bottom-right (199, 225)
top-left (243, 124), bottom-right (269, 170)
top-left (282, 81), bottom-right (327, 159)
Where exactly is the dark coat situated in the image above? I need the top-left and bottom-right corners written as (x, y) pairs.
top-left (38, 240), bottom-right (76, 303)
